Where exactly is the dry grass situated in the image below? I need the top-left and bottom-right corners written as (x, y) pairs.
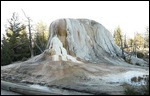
top-left (123, 77), bottom-right (149, 95)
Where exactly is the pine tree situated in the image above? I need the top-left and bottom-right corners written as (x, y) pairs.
top-left (144, 27), bottom-right (149, 48)
top-left (1, 12), bottom-right (30, 65)
top-left (1, 35), bottom-right (12, 65)
top-left (113, 27), bottom-right (122, 47)
top-left (33, 21), bottom-right (48, 55)
top-left (134, 33), bottom-right (144, 50)
top-left (113, 27), bottom-right (125, 59)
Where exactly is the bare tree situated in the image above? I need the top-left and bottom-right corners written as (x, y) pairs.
top-left (22, 9), bottom-right (34, 58)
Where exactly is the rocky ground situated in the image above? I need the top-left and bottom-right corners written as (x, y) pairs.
top-left (1, 59), bottom-right (149, 95)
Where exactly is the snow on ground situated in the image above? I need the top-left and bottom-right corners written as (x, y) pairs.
top-left (102, 70), bottom-right (149, 86)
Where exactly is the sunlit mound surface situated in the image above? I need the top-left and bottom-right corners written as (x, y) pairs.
top-left (46, 18), bottom-right (148, 66)
top-left (1, 18), bottom-right (149, 95)
top-left (1, 58), bottom-right (149, 95)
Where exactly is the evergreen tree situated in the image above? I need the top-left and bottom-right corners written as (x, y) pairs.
top-left (128, 39), bottom-right (134, 47)
top-left (134, 33), bottom-right (144, 50)
top-left (144, 27), bottom-right (149, 48)
top-left (1, 35), bottom-right (12, 65)
top-left (113, 27), bottom-right (122, 47)
top-left (33, 21), bottom-right (48, 55)
top-left (1, 12), bottom-right (30, 65)
top-left (113, 27), bottom-right (125, 59)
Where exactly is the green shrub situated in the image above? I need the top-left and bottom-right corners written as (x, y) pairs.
top-left (124, 85), bottom-right (139, 95)
top-left (135, 63), bottom-right (140, 66)
top-left (125, 58), bottom-right (132, 64)
top-left (137, 52), bottom-right (144, 58)
top-left (123, 77), bottom-right (149, 95)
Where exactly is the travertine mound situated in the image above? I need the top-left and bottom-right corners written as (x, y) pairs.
top-left (46, 18), bottom-right (147, 66)
top-left (1, 18), bottom-right (149, 95)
